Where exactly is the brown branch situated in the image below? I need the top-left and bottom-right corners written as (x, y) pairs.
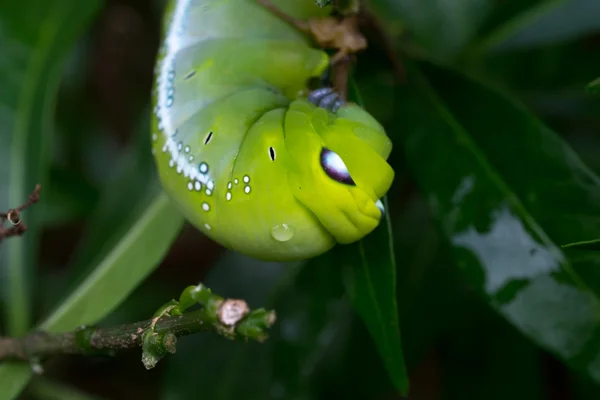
top-left (332, 54), bottom-right (353, 100)
top-left (0, 184), bottom-right (41, 246)
top-left (257, 0), bottom-right (367, 64)
top-left (256, 0), bottom-right (367, 101)
top-left (0, 296), bottom-right (276, 370)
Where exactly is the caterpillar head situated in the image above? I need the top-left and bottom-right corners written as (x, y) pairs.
top-left (284, 99), bottom-right (394, 244)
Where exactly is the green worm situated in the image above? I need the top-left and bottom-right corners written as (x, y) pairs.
top-left (151, 0), bottom-right (394, 262)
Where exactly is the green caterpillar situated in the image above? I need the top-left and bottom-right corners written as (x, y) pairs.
top-left (151, 0), bottom-right (394, 262)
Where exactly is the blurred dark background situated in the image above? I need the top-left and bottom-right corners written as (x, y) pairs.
top-left (5, 0), bottom-right (600, 399)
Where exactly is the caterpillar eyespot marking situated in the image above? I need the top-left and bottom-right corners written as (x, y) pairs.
top-left (320, 147), bottom-right (355, 186)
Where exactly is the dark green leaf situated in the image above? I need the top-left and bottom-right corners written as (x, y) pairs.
top-left (562, 239), bottom-right (600, 251)
top-left (370, 0), bottom-right (493, 60)
top-left (37, 166), bottom-right (99, 228)
top-left (345, 78), bottom-right (408, 395)
top-left (0, 0), bottom-right (102, 337)
top-left (339, 199), bottom-right (409, 395)
top-left (40, 188), bottom-right (184, 332)
top-left (0, 188), bottom-right (184, 399)
top-left (0, 363), bottom-right (33, 400)
top-left (27, 376), bottom-right (109, 400)
top-left (165, 247), bottom-right (397, 400)
top-left (64, 110), bottom-right (157, 284)
top-left (478, 0), bottom-right (600, 53)
top-left (440, 298), bottom-right (546, 400)
top-left (397, 59), bottom-right (600, 385)
top-left (588, 77), bottom-right (600, 96)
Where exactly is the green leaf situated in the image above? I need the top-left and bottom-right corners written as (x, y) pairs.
top-left (370, 0), bottom-right (494, 60)
top-left (0, 189), bottom-right (184, 398)
top-left (440, 299), bottom-right (546, 400)
top-left (37, 166), bottom-right (100, 228)
top-left (41, 188), bottom-right (184, 332)
top-left (0, 0), bottom-right (102, 337)
top-left (27, 377), bottom-right (109, 400)
top-left (339, 197), bottom-right (409, 395)
top-left (562, 239), bottom-right (600, 251)
top-left (64, 111), bottom-right (157, 284)
top-left (397, 59), bottom-right (600, 385)
top-left (164, 251), bottom-right (390, 400)
top-left (479, 0), bottom-right (600, 53)
top-left (346, 77), bottom-right (408, 395)
top-left (0, 363), bottom-right (33, 400)
top-left (588, 77), bottom-right (600, 95)
top-left (472, 0), bottom-right (563, 53)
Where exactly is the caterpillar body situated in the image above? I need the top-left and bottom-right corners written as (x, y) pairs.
top-left (151, 0), bottom-right (394, 262)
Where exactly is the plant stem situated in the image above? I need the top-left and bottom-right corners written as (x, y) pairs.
top-left (0, 299), bottom-right (276, 366)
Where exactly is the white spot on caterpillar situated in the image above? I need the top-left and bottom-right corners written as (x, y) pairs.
top-left (227, 182), bottom-right (232, 190)
top-left (152, 133), bottom-right (157, 141)
top-left (207, 180), bottom-right (214, 190)
top-left (187, 182), bottom-right (193, 191)
top-left (234, 178), bottom-right (239, 185)
top-left (226, 192), bottom-right (232, 201)
top-left (243, 175), bottom-right (250, 183)
top-left (155, 0), bottom-right (221, 195)
top-left (205, 223), bottom-right (211, 230)
top-left (202, 203), bottom-right (210, 211)
top-left (244, 186), bottom-right (251, 194)
top-left (205, 189), bottom-right (212, 196)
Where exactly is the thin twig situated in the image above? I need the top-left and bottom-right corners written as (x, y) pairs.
top-left (0, 184), bottom-right (41, 246)
top-left (256, 0), bottom-right (366, 101)
top-left (332, 54), bottom-right (353, 100)
top-left (0, 286), bottom-right (276, 371)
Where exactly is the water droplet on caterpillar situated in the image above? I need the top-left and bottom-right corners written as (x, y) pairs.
top-left (271, 224), bottom-right (296, 242)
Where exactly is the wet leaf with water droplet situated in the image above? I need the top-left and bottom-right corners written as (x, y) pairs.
top-left (396, 59), bottom-right (600, 385)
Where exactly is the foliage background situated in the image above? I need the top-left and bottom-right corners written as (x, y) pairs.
top-left (2, 0), bottom-right (600, 399)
